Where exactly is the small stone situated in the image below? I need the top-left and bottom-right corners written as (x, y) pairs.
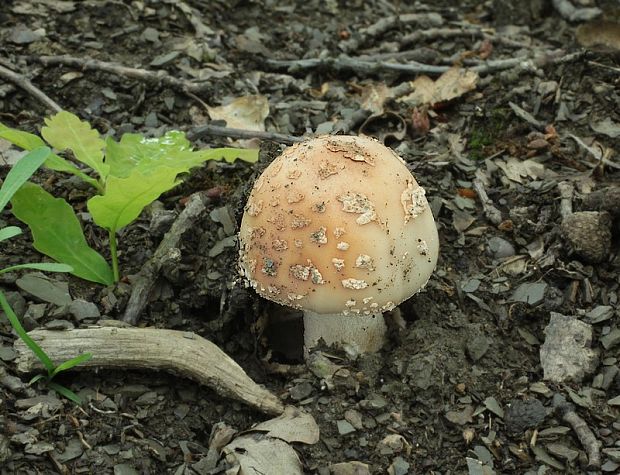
top-left (601, 460), bottom-right (620, 472)
top-left (466, 335), bottom-right (490, 362)
top-left (540, 313), bottom-right (598, 383)
top-left (44, 319), bottom-right (75, 330)
top-left (483, 396), bottom-right (504, 418)
top-left (600, 328), bottom-right (620, 349)
top-left (0, 346), bottom-right (16, 361)
top-left (562, 211), bottom-right (612, 263)
top-left (55, 437), bottom-right (83, 463)
top-left (529, 382), bottom-right (553, 398)
top-left (336, 420), bottom-right (356, 435)
top-left (289, 382), bottom-right (313, 401)
top-left (487, 236), bottom-right (515, 259)
top-left (510, 282), bottom-right (547, 306)
top-left (504, 398), bottom-right (547, 434)
top-left (9, 25), bottom-right (46, 44)
top-left (69, 299), bottom-right (100, 321)
top-left (545, 443), bottom-right (579, 462)
top-left (149, 209), bottom-right (177, 236)
top-left (344, 409), bottom-right (363, 429)
top-left (114, 464), bottom-right (140, 475)
top-left (388, 456), bottom-right (410, 475)
top-left (329, 461), bottom-right (370, 475)
top-left (16, 273), bottom-right (71, 306)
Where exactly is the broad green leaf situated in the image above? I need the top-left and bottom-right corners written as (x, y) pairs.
top-left (0, 226), bottom-right (21, 242)
top-left (88, 166), bottom-right (180, 232)
top-left (0, 289), bottom-right (55, 373)
top-left (51, 352), bottom-right (92, 377)
top-left (11, 182), bottom-right (114, 285)
top-left (0, 121), bottom-right (99, 189)
top-left (195, 147), bottom-right (259, 164)
top-left (41, 111), bottom-right (109, 180)
top-left (105, 131), bottom-right (193, 178)
top-left (47, 382), bottom-right (83, 404)
top-left (0, 262), bottom-right (73, 275)
top-left (0, 146), bottom-right (50, 212)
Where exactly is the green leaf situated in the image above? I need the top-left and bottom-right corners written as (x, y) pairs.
top-left (47, 382), bottom-right (83, 404)
top-left (0, 226), bottom-right (21, 242)
top-left (88, 166), bottom-right (180, 232)
top-left (10, 182), bottom-right (114, 285)
top-left (0, 146), bottom-right (51, 212)
top-left (41, 111), bottom-right (109, 180)
top-left (0, 121), bottom-right (100, 190)
top-left (51, 352), bottom-right (92, 377)
top-left (0, 290), bottom-right (56, 373)
top-left (0, 262), bottom-right (73, 275)
top-left (195, 147), bottom-right (259, 164)
top-left (29, 374), bottom-right (47, 385)
top-left (105, 131), bottom-right (194, 178)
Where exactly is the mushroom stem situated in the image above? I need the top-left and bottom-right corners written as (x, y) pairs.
top-left (303, 311), bottom-right (387, 353)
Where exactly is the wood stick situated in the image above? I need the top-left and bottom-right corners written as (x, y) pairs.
top-left (0, 64), bottom-right (62, 112)
top-left (13, 326), bottom-right (284, 415)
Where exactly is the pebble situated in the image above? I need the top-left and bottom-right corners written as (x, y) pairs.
top-left (388, 456), bottom-right (410, 475)
top-left (487, 236), bottom-right (516, 259)
top-left (328, 461), bottom-right (370, 475)
top-left (504, 398), bottom-right (547, 434)
top-left (540, 312), bottom-right (599, 383)
top-left (16, 273), bottom-right (71, 306)
top-left (600, 328), bottom-right (620, 350)
top-left (545, 443), bottom-right (579, 462)
top-left (562, 211), bottom-right (612, 263)
top-left (344, 409), bottom-right (363, 429)
top-left (336, 420), bottom-right (356, 435)
top-left (466, 335), bottom-right (490, 362)
top-left (114, 464), bottom-right (140, 475)
top-left (289, 382), bottom-right (313, 401)
top-left (44, 319), bottom-right (75, 330)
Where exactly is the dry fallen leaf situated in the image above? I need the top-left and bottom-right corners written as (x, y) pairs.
top-left (207, 95), bottom-right (269, 131)
top-left (399, 67), bottom-right (479, 107)
top-left (247, 406), bottom-right (320, 444)
top-left (356, 81), bottom-right (392, 115)
top-left (576, 20), bottom-right (620, 52)
top-left (223, 435), bottom-right (303, 475)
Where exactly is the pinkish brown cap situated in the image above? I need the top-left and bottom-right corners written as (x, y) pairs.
top-left (239, 135), bottom-right (438, 316)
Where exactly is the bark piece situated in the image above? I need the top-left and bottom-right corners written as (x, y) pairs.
top-left (13, 326), bottom-right (284, 415)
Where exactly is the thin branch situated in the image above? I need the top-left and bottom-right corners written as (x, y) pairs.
top-left (25, 55), bottom-right (211, 94)
top-left (122, 192), bottom-right (210, 326)
top-left (187, 123), bottom-right (304, 145)
top-left (0, 63), bottom-right (62, 112)
top-left (14, 326), bottom-right (284, 415)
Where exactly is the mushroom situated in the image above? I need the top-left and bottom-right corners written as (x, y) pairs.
top-left (238, 135), bottom-right (439, 353)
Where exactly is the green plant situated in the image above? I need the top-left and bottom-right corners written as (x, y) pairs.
top-left (0, 146), bottom-right (91, 404)
top-left (1, 111), bottom-right (259, 284)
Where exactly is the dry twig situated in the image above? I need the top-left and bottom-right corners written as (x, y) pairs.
top-left (187, 123), bottom-right (304, 145)
top-left (14, 326), bottom-right (284, 415)
top-left (123, 192), bottom-right (210, 326)
top-left (559, 403), bottom-right (602, 469)
top-left (26, 55), bottom-right (211, 94)
top-left (0, 63), bottom-right (62, 112)
top-left (552, 0), bottom-right (601, 21)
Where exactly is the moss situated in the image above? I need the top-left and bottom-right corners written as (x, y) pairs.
top-left (468, 108), bottom-right (509, 160)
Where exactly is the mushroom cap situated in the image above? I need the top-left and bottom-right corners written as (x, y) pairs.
top-left (238, 135), bottom-right (439, 316)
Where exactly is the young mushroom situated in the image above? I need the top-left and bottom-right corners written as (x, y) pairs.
top-left (238, 135), bottom-right (439, 353)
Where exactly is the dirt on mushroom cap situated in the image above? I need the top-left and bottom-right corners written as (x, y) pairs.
top-left (238, 135), bottom-right (439, 315)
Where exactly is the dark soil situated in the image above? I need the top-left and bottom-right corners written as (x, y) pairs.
top-left (1, 0), bottom-right (620, 474)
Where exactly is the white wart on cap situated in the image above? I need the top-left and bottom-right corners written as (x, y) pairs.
top-left (238, 135), bottom-right (439, 352)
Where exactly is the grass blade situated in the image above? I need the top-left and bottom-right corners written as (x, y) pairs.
top-left (0, 262), bottom-right (73, 275)
top-left (0, 290), bottom-right (55, 374)
top-left (51, 352), bottom-right (92, 378)
top-left (47, 381), bottom-right (82, 404)
top-left (0, 226), bottom-right (22, 242)
top-left (0, 146), bottom-right (50, 212)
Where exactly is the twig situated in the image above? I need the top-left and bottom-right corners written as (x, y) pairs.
top-left (400, 27), bottom-right (483, 48)
top-left (557, 181), bottom-right (574, 218)
top-left (473, 178), bottom-right (503, 225)
top-left (187, 123), bottom-right (304, 145)
top-left (0, 63), bottom-right (62, 112)
top-left (14, 326), bottom-right (284, 415)
top-left (123, 192), bottom-right (210, 326)
top-left (558, 403), bottom-right (601, 469)
top-left (266, 51), bottom-right (584, 78)
top-left (339, 12), bottom-right (443, 53)
top-left (552, 0), bottom-right (601, 22)
top-left (25, 55), bottom-right (211, 94)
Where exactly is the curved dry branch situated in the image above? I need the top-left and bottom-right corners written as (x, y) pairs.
top-left (13, 326), bottom-right (284, 415)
